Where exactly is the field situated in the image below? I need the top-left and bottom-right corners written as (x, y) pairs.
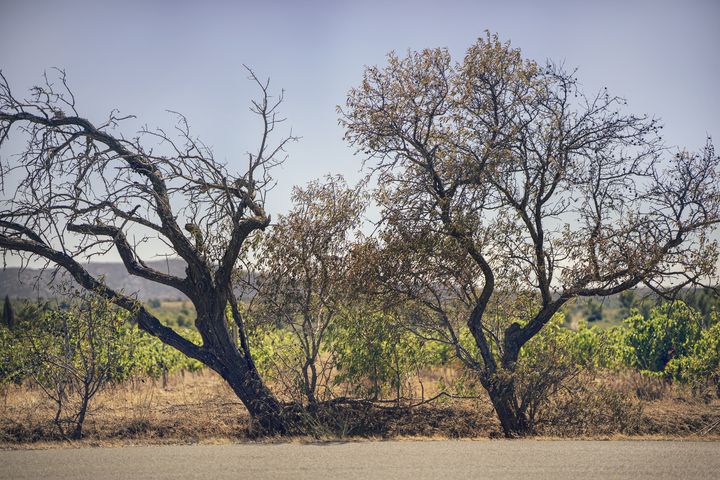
top-left (2, 291), bottom-right (720, 445)
top-left (2, 367), bottom-right (719, 447)
top-left (145, 300), bottom-right (196, 329)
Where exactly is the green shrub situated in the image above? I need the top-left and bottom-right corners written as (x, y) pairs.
top-left (0, 326), bottom-right (24, 384)
top-left (248, 324), bottom-right (305, 400)
top-left (8, 292), bottom-right (135, 438)
top-left (624, 302), bottom-right (702, 373)
top-left (515, 313), bottom-right (580, 424)
top-left (1, 302), bottom-right (204, 387)
top-left (328, 306), bottom-right (450, 401)
top-left (665, 313), bottom-right (720, 396)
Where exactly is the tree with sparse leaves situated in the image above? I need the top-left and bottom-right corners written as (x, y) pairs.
top-left (340, 33), bottom-right (720, 436)
top-left (252, 176), bottom-right (365, 404)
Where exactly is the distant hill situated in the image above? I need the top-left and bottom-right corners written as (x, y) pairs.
top-left (0, 259), bottom-right (190, 301)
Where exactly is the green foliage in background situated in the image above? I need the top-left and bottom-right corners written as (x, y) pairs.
top-left (665, 313), bottom-right (720, 394)
top-left (2, 294), bottom-right (718, 404)
top-left (248, 324), bottom-right (305, 399)
top-left (624, 302), bottom-right (703, 373)
top-left (516, 302), bottom-right (718, 396)
top-left (123, 325), bottom-right (203, 379)
top-left (328, 306), bottom-right (452, 401)
top-left (0, 300), bottom-right (202, 387)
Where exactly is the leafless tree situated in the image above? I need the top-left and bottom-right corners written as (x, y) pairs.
top-left (0, 68), bottom-right (297, 432)
top-left (340, 33), bottom-right (720, 436)
top-left (251, 176), bottom-right (365, 405)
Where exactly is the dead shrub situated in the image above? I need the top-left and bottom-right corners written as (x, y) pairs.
top-left (607, 370), bottom-right (669, 401)
top-left (534, 373), bottom-right (643, 436)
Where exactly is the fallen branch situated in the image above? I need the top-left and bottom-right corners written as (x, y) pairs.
top-left (700, 418), bottom-right (720, 437)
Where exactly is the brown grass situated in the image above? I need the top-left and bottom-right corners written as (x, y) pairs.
top-left (0, 371), bottom-right (250, 445)
top-left (1, 369), bottom-right (718, 448)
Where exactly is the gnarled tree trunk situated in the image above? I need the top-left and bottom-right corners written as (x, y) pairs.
top-left (159, 289), bottom-right (288, 434)
top-left (481, 373), bottom-right (529, 437)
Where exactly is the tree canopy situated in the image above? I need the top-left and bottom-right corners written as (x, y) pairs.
top-left (340, 33), bottom-right (720, 435)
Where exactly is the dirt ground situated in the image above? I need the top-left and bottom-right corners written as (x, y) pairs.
top-left (1, 370), bottom-right (719, 448)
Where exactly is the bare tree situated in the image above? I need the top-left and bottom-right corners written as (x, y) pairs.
top-left (340, 33), bottom-right (720, 436)
top-left (0, 68), bottom-right (296, 432)
top-left (252, 176), bottom-right (365, 405)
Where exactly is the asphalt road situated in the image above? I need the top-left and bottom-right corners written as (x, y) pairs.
top-left (2, 440), bottom-right (719, 480)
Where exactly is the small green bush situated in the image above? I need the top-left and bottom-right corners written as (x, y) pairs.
top-left (328, 306), bottom-right (451, 401)
top-left (624, 302), bottom-right (703, 373)
top-left (665, 313), bottom-right (720, 396)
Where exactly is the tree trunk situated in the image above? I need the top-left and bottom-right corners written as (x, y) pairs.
top-left (481, 373), bottom-right (530, 438)
top-left (191, 292), bottom-right (288, 434)
top-left (302, 359), bottom-right (318, 406)
top-left (221, 364), bottom-right (287, 434)
top-left (72, 394), bottom-right (89, 440)
top-left (487, 385), bottom-right (528, 437)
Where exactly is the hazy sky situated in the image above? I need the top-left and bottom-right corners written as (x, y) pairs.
top-left (1, 0), bottom-right (719, 262)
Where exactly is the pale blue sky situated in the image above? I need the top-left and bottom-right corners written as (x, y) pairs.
top-left (1, 0), bottom-right (719, 262)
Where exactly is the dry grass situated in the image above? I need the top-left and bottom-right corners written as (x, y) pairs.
top-left (0, 371), bottom-right (250, 445)
top-left (534, 371), bottom-right (720, 438)
top-left (1, 369), bottom-right (719, 448)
